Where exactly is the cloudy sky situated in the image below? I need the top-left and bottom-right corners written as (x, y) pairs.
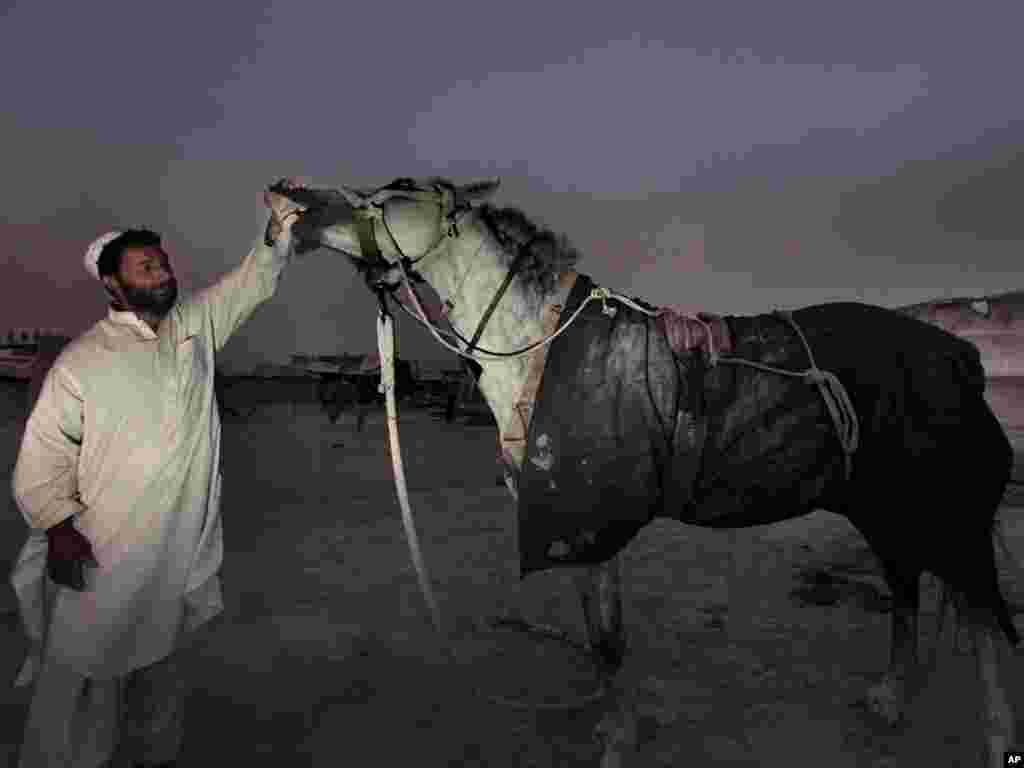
top-left (2, 0), bottom-right (1021, 372)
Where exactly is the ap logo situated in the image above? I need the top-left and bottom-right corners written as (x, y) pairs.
top-left (1006, 752), bottom-right (1022, 765)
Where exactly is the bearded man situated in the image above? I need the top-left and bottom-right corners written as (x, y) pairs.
top-left (10, 183), bottom-right (305, 767)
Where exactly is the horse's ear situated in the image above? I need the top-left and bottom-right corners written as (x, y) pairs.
top-left (460, 178), bottom-right (500, 203)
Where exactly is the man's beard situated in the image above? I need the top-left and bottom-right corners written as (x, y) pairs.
top-left (122, 279), bottom-right (178, 316)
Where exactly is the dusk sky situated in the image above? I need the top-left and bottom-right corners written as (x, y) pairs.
top-left (2, 0), bottom-right (1021, 373)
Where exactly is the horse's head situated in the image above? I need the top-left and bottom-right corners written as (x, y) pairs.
top-left (267, 176), bottom-right (500, 285)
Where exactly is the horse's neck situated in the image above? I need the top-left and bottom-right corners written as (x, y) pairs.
top-left (419, 226), bottom-right (557, 463)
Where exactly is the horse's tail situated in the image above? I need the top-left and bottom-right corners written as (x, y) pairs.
top-left (993, 521), bottom-right (1022, 646)
top-left (933, 539), bottom-right (1019, 657)
top-left (966, 380), bottom-right (1019, 648)
top-left (930, 336), bottom-right (1020, 648)
top-left (962, 397), bottom-right (1019, 648)
top-left (930, 577), bottom-right (967, 659)
top-left (964, 345), bottom-right (1020, 647)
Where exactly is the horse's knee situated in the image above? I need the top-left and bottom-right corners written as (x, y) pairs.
top-left (594, 629), bottom-right (627, 674)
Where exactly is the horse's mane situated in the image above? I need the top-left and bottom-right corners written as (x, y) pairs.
top-left (475, 203), bottom-right (583, 298)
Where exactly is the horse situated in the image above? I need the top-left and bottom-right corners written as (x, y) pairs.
top-left (317, 375), bottom-right (360, 424)
top-left (267, 176), bottom-right (1019, 766)
top-left (317, 355), bottom-right (418, 431)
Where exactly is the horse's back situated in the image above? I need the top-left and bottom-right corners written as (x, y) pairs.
top-left (772, 301), bottom-right (989, 428)
top-left (785, 301), bottom-right (1003, 467)
top-left (689, 300), bottom-right (1005, 527)
top-left (789, 300), bottom-right (984, 382)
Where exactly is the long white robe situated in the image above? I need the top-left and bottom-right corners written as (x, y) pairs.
top-left (10, 232), bottom-right (292, 684)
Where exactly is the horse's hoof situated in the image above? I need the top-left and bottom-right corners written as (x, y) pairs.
top-left (982, 746), bottom-right (1003, 768)
top-left (599, 747), bottom-right (629, 768)
top-left (861, 678), bottom-right (906, 725)
top-left (595, 732), bottom-right (631, 768)
top-left (594, 712), bottom-right (639, 767)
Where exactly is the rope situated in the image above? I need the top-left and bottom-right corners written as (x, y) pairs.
top-left (713, 311), bottom-right (860, 481)
top-left (560, 293), bottom-right (859, 481)
top-left (390, 271), bottom-right (858, 484)
top-left (389, 265), bottom-right (631, 362)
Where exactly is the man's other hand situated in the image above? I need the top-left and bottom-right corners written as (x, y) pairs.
top-left (46, 517), bottom-right (98, 591)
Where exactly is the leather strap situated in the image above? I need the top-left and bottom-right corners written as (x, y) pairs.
top-left (665, 353), bottom-right (709, 519)
top-left (355, 216), bottom-right (382, 263)
top-left (464, 239), bottom-right (534, 356)
top-left (500, 270), bottom-right (579, 472)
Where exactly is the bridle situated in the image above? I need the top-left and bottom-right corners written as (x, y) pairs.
top-left (345, 180), bottom-right (541, 365)
top-left (286, 178), bottom-right (605, 368)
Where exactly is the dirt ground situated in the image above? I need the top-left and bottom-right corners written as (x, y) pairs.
top-left (1, 389), bottom-right (1023, 766)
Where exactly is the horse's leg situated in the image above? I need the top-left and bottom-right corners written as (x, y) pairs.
top-left (973, 617), bottom-right (1015, 768)
top-left (576, 558), bottom-right (638, 767)
top-left (576, 557), bottom-right (627, 673)
top-left (864, 560), bottom-right (921, 724)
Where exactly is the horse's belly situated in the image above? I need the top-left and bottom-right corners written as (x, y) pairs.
top-left (674, 423), bottom-right (841, 529)
top-left (683, 487), bottom-right (822, 528)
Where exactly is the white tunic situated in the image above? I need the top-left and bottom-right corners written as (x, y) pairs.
top-left (11, 234), bottom-right (292, 683)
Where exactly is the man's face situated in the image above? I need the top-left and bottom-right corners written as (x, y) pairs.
top-left (109, 245), bottom-right (178, 316)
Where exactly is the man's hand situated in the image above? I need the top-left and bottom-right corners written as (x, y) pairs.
top-left (46, 517), bottom-right (98, 591)
top-left (263, 178), bottom-right (307, 245)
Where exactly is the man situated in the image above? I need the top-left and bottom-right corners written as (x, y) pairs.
top-left (10, 182), bottom-right (305, 767)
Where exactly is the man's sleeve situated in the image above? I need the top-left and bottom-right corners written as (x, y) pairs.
top-left (12, 364), bottom-right (86, 531)
top-left (195, 235), bottom-right (293, 352)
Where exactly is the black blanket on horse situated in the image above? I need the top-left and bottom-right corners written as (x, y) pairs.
top-left (516, 273), bottom-right (996, 577)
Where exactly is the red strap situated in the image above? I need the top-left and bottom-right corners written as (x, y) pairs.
top-left (655, 310), bottom-right (732, 359)
top-left (394, 284), bottom-right (447, 325)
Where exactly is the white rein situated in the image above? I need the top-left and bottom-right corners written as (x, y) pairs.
top-left (376, 308), bottom-right (444, 633)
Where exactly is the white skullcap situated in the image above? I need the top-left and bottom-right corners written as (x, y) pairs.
top-left (84, 230), bottom-right (124, 281)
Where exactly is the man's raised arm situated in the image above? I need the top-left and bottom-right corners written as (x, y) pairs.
top-left (192, 181), bottom-right (306, 352)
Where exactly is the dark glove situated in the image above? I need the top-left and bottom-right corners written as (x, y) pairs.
top-left (45, 517), bottom-right (98, 591)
